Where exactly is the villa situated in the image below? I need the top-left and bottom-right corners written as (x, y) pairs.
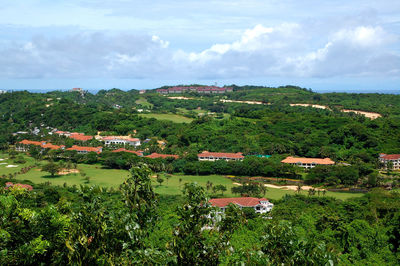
top-left (209, 197), bottom-right (273, 214)
top-left (379, 154), bottom-right (400, 170)
top-left (15, 140), bottom-right (64, 152)
top-left (66, 145), bottom-right (102, 154)
top-left (112, 148), bottom-right (143, 156)
top-left (102, 136), bottom-right (141, 147)
top-left (145, 153), bottom-right (179, 159)
top-left (198, 151), bottom-right (244, 161)
top-left (281, 156), bottom-right (335, 169)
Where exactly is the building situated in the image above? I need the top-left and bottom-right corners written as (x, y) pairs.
top-left (55, 131), bottom-right (93, 141)
top-left (379, 154), bottom-right (400, 170)
top-left (71, 88), bottom-right (83, 92)
top-left (15, 140), bottom-right (64, 152)
top-left (66, 145), bottom-right (102, 154)
top-left (139, 90), bottom-right (146, 94)
top-left (281, 156), bottom-right (335, 169)
top-left (156, 86), bottom-right (233, 94)
top-left (197, 151), bottom-right (244, 161)
top-left (209, 197), bottom-right (273, 214)
top-left (103, 136), bottom-right (141, 147)
top-left (112, 148), bottom-right (143, 157)
top-left (145, 153), bottom-right (179, 159)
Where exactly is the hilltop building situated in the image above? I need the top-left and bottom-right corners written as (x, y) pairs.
top-left (209, 197), bottom-right (273, 214)
top-left (15, 140), bottom-right (64, 152)
top-left (197, 151), bottom-right (244, 161)
top-left (281, 156), bottom-right (335, 169)
top-left (102, 136), bottom-right (141, 147)
top-left (157, 86), bottom-right (233, 94)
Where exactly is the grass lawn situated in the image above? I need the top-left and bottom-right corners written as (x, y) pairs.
top-left (17, 164), bottom-right (130, 187)
top-left (0, 153), bottom-right (36, 176)
top-left (135, 97), bottom-right (153, 108)
top-left (152, 173), bottom-right (364, 201)
top-left (139, 113), bottom-right (193, 123)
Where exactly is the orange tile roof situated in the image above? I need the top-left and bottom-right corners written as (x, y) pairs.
top-left (112, 148), bottom-right (143, 156)
top-left (209, 197), bottom-right (268, 208)
top-left (281, 156), bottom-right (334, 165)
top-left (198, 151), bottom-right (244, 159)
top-left (18, 139), bottom-right (44, 146)
top-left (103, 136), bottom-right (140, 142)
top-left (69, 133), bottom-right (93, 141)
top-left (41, 143), bottom-right (64, 150)
top-left (145, 153), bottom-right (179, 159)
top-left (66, 145), bottom-right (102, 154)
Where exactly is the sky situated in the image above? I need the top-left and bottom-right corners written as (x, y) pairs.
top-left (0, 0), bottom-right (399, 92)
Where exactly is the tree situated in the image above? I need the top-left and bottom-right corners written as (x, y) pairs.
top-left (386, 161), bottom-right (394, 175)
top-left (41, 162), bottom-right (61, 177)
top-left (214, 184), bottom-right (227, 195)
top-left (156, 175), bottom-right (164, 187)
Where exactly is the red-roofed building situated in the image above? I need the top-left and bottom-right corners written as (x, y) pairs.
top-left (103, 136), bottom-right (140, 147)
top-left (112, 148), bottom-right (143, 157)
top-left (69, 133), bottom-right (93, 141)
top-left (198, 151), bottom-right (244, 161)
top-left (379, 154), bottom-right (400, 170)
top-left (209, 197), bottom-right (273, 214)
top-left (16, 140), bottom-right (64, 152)
top-left (66, 145), bottom-right (102, 154)
top-left (157, 86), bottom-right (233, 94)
top-left (5, 182), bottom-right (33, 191)
top-left (145, 153), bottom-right (179, 159)
top-left (281, 156), bottom-right (335, 169)
top-left (54, 131), bottom-right (71, 137)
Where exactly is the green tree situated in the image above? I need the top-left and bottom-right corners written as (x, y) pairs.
top-left (41, 162), bottom-right (61, 177)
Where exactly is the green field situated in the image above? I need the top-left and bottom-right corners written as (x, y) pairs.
top-left (1, 152), bottom-right (364, 200)
top-left (135, 97), bottom-right (153, 108)
top-left (139, 113), bottom-right (193, 123)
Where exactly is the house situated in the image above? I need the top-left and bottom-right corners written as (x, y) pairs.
top-left (281, 156), bottom-right (335, 169)
top-left (145, 153), bottom-right (179, 159)
top-left (71, 88), bottom-right (83, 92)
top-left (209, 197), bottom-right (273, 214)
top-left (103, 136), bottom-right (141, 147)
top-left (69, 133), bottom-right (93, 141)
top-left (54, 131), bottom-right (71, 137)
top-left (198, 151), bottom-right (244, 161)
top-left (112, 148), bottom-right (143, 157)
top-left (379, 154), bottom-right (400, 170)
top-left (139, 90), bottom-right (146, 94)
top-left (66, 145), bottom-right (102, 154)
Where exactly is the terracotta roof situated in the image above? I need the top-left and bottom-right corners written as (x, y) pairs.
top-left (69, 133), bottom-right (93, 141)
top-left (145, 153), bottom-right (179, 159)
top-left (18, 139), bottom-right (44, 146)
top-left (380, 154), bottom-right (400, 160)
top-left (281, 156), bottom-right (335, 165)
top-left (66, 145), bottom-right (102, 154)
top-left (103, 136), bottom-right (140, 142)
top-left (198, 151), bottom-right (244, 159)
top-left (41, 143), bottom-right (64, 150)
top-left (112, 148), bottom-right (143, 156)
top-left (209, 197), bottom-right (268, 208)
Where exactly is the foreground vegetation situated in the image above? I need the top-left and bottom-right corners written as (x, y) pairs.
top-left (0, 164), bottom-right (399, 265)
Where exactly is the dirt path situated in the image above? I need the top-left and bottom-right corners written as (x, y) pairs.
top-left (290, 103), bottom-right (382, 119)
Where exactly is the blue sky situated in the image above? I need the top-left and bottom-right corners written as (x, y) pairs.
top-left (0, 0), bottom-right (399, 92)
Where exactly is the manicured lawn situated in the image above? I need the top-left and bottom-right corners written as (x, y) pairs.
top-left (135, 97), bottom-right (153, 108)
top-left (139, 113), bottom-right (193, 123)
top-left (2, 161), bottom-right (130, 187)
top-left (151, 173), bottom-right (363, 200)
top-left (0, 153), bottom-right (36, 176)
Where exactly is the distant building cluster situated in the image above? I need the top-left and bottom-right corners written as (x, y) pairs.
top-left (157, 86), bottom-right (233, 94)
top-left (55, 131), bottom-right (93, 141)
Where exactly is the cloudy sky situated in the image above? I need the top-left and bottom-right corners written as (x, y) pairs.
top-left (0, 0), bottom-right (399, 92)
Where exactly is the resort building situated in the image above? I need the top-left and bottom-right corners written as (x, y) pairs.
top-left (209, 197), bottom-right (273, 214)
top-left (197, 151), bottom-right (244, 161)
top-left (157, 86), bottom-right (233, 94)
top-left (103, 136), bottom-right (141, 147)
top-left (112, 148), bottom-right (143, 157)
top-left (145, 153), bottom-right (179, 159)
top-left (15, 140), bottom-right (64, 152)
top-left (379, 154), bottom-right (400, 170)
top-left (55, 131), bottom-right (93, 141)
top-left (66, 145), bottom-right (102, 154)
top-left (281, 156), bottom-right (335, 169)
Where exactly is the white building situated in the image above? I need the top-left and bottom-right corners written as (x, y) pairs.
top-left (379, 154), bottom-right (400, 170)
top-left (209, 197), bottom-right (273, 214)
top-left (281, 156), bottom-right (335, 169)
top-left (198, 151), bottom-right (244, 161)
top-left (103, 137), bottom-right (141, 147)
